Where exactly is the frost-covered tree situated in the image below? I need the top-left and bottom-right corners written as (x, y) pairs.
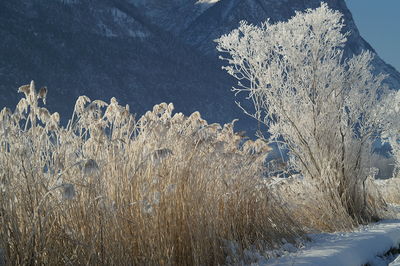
top-left (216, 3), bottom-right (391, 223)
top-left (380, 92), bottom-right (400, 177)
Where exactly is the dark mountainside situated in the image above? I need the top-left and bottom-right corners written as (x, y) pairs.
top-left (0, 0), bottom-right (399, 131)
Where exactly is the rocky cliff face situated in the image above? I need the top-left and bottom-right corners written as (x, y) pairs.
top-left (0, 0), bottom-right (398, 131)
top-left (179, 0), bottom-right (400, 90)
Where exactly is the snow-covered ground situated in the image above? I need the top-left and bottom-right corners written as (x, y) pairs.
top-left (259, 175), bottom-right (400, 265)
top-left (390, 255), bottom-right (400, 265)
top-left (260, 220), bottom-right (400, 265)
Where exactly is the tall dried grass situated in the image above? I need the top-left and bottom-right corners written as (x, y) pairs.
top-left (267, 174), bottom-right (387, 232)
top-left (0, 82), bottom-right (302, 265)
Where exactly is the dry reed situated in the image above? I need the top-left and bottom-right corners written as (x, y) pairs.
top-left (0, 82), bottom-right (302, 265)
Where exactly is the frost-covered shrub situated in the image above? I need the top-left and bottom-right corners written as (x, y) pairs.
top-left (216, 3), bottom-right (391, 224)
top-left (379, 91), bottom-right (400, 178)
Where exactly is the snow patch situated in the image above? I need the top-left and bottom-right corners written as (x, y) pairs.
top-left (196, 0), bottom-right (220, 4)
top-left (98, 23), bottom-right (117, 38)
top-left (128, 30), bottom-right (149, 39)
top-left (111, 8), bottom-right (129, 20)
top-left (263, 220), bottom-right (400, 266)
top-left (195, 0), bottom-right (220, 12)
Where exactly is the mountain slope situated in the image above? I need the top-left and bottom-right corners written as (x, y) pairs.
top-left (180, 0), bottom-right (400, 89)
top-left (0, 0), bottom-right (242, 126)
top-left (0, 0), bottom-right (399, 131)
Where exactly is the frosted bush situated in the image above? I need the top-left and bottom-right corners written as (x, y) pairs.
top-left (379, 91), bottom-right (400, 177)
top-left (216, 2), bottom-right (392, 223)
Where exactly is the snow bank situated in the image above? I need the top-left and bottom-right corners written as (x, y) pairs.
top-left (264, 220), bottom-right (400, 266)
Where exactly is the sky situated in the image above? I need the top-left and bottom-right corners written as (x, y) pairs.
top-left (345, 1), bottom-right (400, 72)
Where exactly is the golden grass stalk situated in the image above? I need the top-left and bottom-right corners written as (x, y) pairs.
top-left (0, 83), bottom-right (302, 265)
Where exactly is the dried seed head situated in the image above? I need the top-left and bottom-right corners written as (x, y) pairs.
top-left (26, 81), bottom-right (37, 104)
top-left (167, 103), bottom-right (174, 113)
top-left (122, 109), bottom-right (130, 119)
top-left (38, 87), bottom-right (47, 104)
top-left (48, 123), bottom-right (57, 131)
top-left (152, 104), bottom-right (161, 114)
top-left (223, 119), bottom-right (239, 133)
top-left (0, 107), bottom-right (12, 119)
top-left (198, 118), bottom-right (207, 127)
top-left (104, 104), bottom-right (115, 119)
top-left (38, 108), bottom-right (51, 123)
top-left (110, 97), bottom-right (118, 105)
top-left (144, 111), bottom-right (157, 121)
top-left (153, 103), bottom-right (168, 116)
top-left (242, 140), bottom-right (255, 154)
top-left (195, 126), bottom-right (218, 142)
top-left (74, 96), bottom-right (91, 115)
top-left (87, 102), bottom-right (97, 112)
top-left (236, 131), bottom-right (247, 138)
top-left (0, 108), bottom-right (12, 131)
top-left (93, 100), bottom-right (108, 108)
top-left (29, 80), bottom-right (35, 93)
top-left (51, 112), bottom-right (60, 125)
top-left (171, 112), bottom-right (185, 124)
top-left (159, 102), bottom-right (168, 112)
top-left (17, 84), bottom-right (30, 96)
top-left (189, 111), bottom-right (201, 121)
top-left (16, 98), bottom-right (29, 115)
top-left (207, 123), bottom-right (222, 132)
top-left (253, 139), bottom-right (272, 154)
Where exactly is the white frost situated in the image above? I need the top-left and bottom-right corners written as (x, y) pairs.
top-left (264, 220), bottom-right (400, 266)
top-left (196, 0), bottom-right (220, 4)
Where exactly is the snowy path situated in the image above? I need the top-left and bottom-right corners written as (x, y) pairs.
top-left (264, 220), bottom-right (400, 266)
top-left (391, 256), bottom-right (400, 266)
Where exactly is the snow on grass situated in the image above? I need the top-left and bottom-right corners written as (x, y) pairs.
top-left (263, 220), bottom-right (400, 266)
